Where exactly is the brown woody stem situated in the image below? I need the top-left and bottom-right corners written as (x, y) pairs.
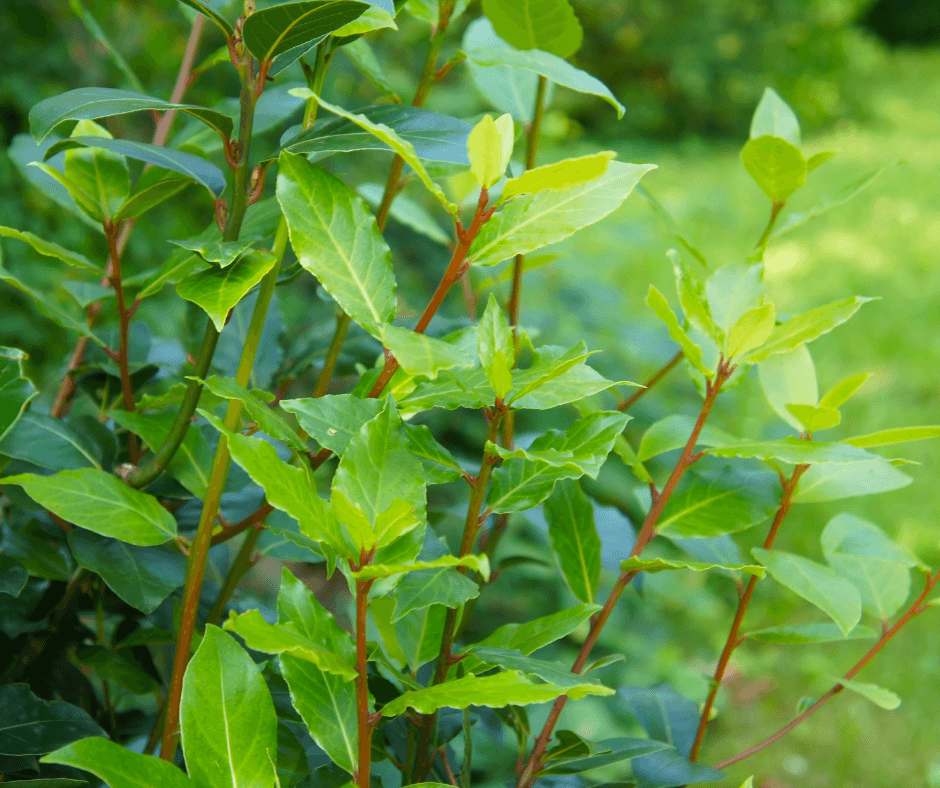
top-left (355, 563), bottom-right (376, 788)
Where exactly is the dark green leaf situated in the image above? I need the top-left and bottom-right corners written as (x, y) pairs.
top-left (1, 524), bottom-right (73, 581)
top-left (0, 347), bottom-right (37, 442)
top-left (0, 228), bottom-right (100, 274)
top-left (0, 413), bottom-right (101, 471)
top-left (0, 556), bottom-right (28, 597)
top-left (541, 738), bottom-right (670, 775)
top-left (73, 645), bottom-right (159, 694)
top-left (0, 685), bottom-right (104, 756)
top-left (545, 479), bottom-right (601, 603)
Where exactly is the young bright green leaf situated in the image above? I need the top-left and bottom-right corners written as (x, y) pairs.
top-left (737, 778), bottom-right (755, 788)
top-left (725, 302), bottom-right (775, 359)
top-left (29, 87), bottom-right (234, 143)
top-left (331, 400), bottom-right (426, 549)
top-left (481, 0), bottom-right (583, 57)
top-left (508, 343), bottom-right (593, 404)
top-left (1, 469), bottom-right (177, 546)
top-left (501, 152), bottom-right (615, 201)
top-left (277, 152), bottom-right (395, 332)
top-left (181, 626), bottom-right (277, 788)
top-left (792, 460), bottom-right (912, 503)
top-left (832, 677), bottom-right (901, 710)
top-left (225, 568), bottom-right (355, 679)
top-left (51, 121), bottom-right (129, 223)
top-left (752, 547), bottom-right (862, 634)
top-left (403, 423), bottom-right (465, 484)
top-left (746, 622), bottom-right (877, 645)
top-left (357, 182), bottom-right (449, 245)
top-left (479, 294), bottom-right (515, 398)
top-left (46, 136), bottom-right (226, 197)
top-left (469, 161), bottom-right (654, 266)
top-left (110, 410), bottom-right (212, 498)
top-left (0, 228), bottom-right (100, 273)
top-left (544, 479), bottom-right (601, 603)
top-left (750, 87), bottom-right (800, 147)
top-left (177, 250), bottom-right (277, 332)
top-left (399, 366), bottom-right (495, 413)
top-left (469, 603), bottom-right (599, 661)
top-left (381, 324), bottom-right (475, 379)
top-left (383, 670), bottom-right (608, 717)
top-left (620, 556), bottom-right (765, 577)
top-left (280, 656), bottom-right (358, 774)
top-left (786, 403), bottom-right (841, 433)
top-left (845, 425), bottom-right (940, 449)
top-left (646, 285), bottom-right (709, 375)
top-left (43, 738), bottom-right (191, 788)
top-left (67, 530), bottom-right (186, 614)
top-left (291, 91), bottom-right (457, 213)
top-left (169, 238), bottom-right (257, 269)
top-left (241, 0), bottom-right (371, 71)
top-left (466, 45), bottom-right (625, 118)
top-left (748, 296), bottom-right (875, 362)
top-left (706, 438), bottom-right (878, 465)
top-left (196, 375), bottom-right (306, 451)
top-left (0, 347), bottom-right (37, 442)
top-left (819, 373), bottom-right (868, 410)
top-left (281, 395), bottom-right (383, 455)
top-left (0, 684), bottom-right (104, 756)
top-left (807, 150), bottom-right (837, 171)
top-left (741, 135), bottom-right (807, 203)
top-left (758, 343), bottom-right (818, 431)
top-left (279, 105), bottom-right (470, 165)
top-left (392, 567), bottom-right (480, 621)
top-left (466, 648), bottom-right (611, 692)
top-left (350, 553), bottom-right (490, 580)
top-left (333, 4), bottom-right (397, 36)
top-left (704, 262), bottom-right (765, 333)
top-left (467, 113), bottom-right (514, 188)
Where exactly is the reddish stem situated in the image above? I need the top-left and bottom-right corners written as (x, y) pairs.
top-left (617, 350), bottom-right (684, 412)
top-left (354, 566), bottom-right (376, 788)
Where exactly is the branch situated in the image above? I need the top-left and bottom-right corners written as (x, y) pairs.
top-left (617, 349), bottom-right (684, 412)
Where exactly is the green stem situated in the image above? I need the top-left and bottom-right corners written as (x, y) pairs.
top-left (207, 524), bottom-right (265, 625)
top-left (688, 463), bottom-right (808, 762)
top-left (313, 312), bottom-right (351, 397)
top-left (750, 199), bottom-right (785, 262)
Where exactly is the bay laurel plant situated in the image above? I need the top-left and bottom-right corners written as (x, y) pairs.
top-left (0, 2), bottom-right (937, 788)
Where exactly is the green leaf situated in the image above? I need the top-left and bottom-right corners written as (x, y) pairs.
top-left (351, 554), bottom-right (489, 580)
top-left (341, 39), bottom-right (402, 103)
top-left (1, 469), bottom-right (177, 546)
top-left (181, 627), bottom-right (277, 788)
top-left (832, 677), bottom-right (900, 710)
top-left (109, 410), bottom-right (212, 497)
top-left (807, 150), bottom-right (837, 171)
top-left (0, 413), bottom-right (101, 471)
top-left (392, 567), bottom-right (480, 621)
top-left (464, 45), bottom-right (624, 119)
top-left (478, 294), bottom-right (515, 399)
top-left (45, 137), bottom-right (226, 197)
top-left (786, 403), bottom-right (841, 433)
top-left (0, 685), bottom-right (104, 756)
top-left (668, 248), bottom-right (715, 333)
top-left (845, 426), bottom-right (940, 449)
top-left (487, 411), bottom-right (629, 512)
top-left (508, 343), bottom-right (592, 404)
top-left (242, 0), bottom-right (370, 71)
top-left (725, 302), bottom-right (775, 359)
top-left (0, 556), bottom-right (28, 597)
top-left (197, 375), bottom-right (305, 451)
top-left (292, 92), bottom-right (456, 212)
top-left (481, 0), bottom-right (583, 57)
top-left (792, 460), bottom-right (912, 503)
top-left (468, 114), bottom-right (514, 188)
top-left (750, 87), bottom-right (800, 147)
top-left (357, 182), bottom-right (449, 245)
top-left (748, 296), bottom-right (875, 362)
top-left (752, 547), bottom-right (861, 634)
top-left (819, 373), bottom-right (868, 410)
top-left (705, 438), bottom-right (879, 465)
top-left (333, 3), bottom-right (397, 35)
top-left (758, 344), bottom-right (818, 431)
top-left (377, 598), bottom-right (446, 672)
top-left (281, 395), bottom-right (382, 455)
top-left (646, 285), bottom-right (708, 375)
top-left (704, 262), bottom-right (765, 333)
top-left (1, 524), bottom-right (73, 581)
top-left (225, 568), bottom-right (355, 679)
top-left (30, 87), bottom-right (234, 143)
top-left (467, 648), bottom-right (611, 693)
top-left (178, 0), bottom-right (235, 36)
top-left (68, 530), bottom-right (186, 614)
top-left (637, 414), bottom-right (734, 462)
top-left (399, 367), bottom-right (494, 413)
top-left (114, 170), bottom-right (191, 221)
top-left (404, 423), bottom-right (464, 484)
top-left (208, 421), bottom-right (339, 549)
top-left (177, 250), bottom-right (277, 332)
top-left (0, 347), bottom-right (37, 442)
top-left (544, 479), bottom-right (601, 603)
top-left (331, 400), bottom-right (425, 549)
top-left (0, 228), bottom-right (100, 274)
top-left (383, 670), bottom-right (608, 717)
top-left (381, 325), bottom-right (475, 379)
top-left (469, 161), bottom-right (654, 266)
top-left (43, 738), bottom-right (191, 788)
top-left (746, 622), bottom-right (878, 645)
top-left (502, 152), bottom-right (615, 202)
top-left (280, 105), bottom-right (470, 165)
top-left (741, 135), bottom-right (806, 203)
top-left (281, 656), bottom-right (357, 774)
top-left (620, 556), bottom-right (765, 577)
top-left (277, 153), bottom-right (394, 331)
top-left (541, 737), bottom-right (670, 775)
top-left (2, 779), bottom-right (88, 788)
top-left (73, 645), bottom-right (159, 694)
top-left (656, 477), bottom-right (775, 539)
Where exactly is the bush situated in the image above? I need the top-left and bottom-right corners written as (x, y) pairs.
top-left (0, 2), bottom-right (937, 788)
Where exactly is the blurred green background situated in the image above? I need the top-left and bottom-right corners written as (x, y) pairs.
top-left (2, 0), bottom-right (939, 786)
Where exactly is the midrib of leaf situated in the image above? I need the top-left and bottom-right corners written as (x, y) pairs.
top-left (556, 494), bottom-right (592, 601)
top-left (323, 671), bottom-right (356, 768)
top-left (218, 658), bottom-right (239, 788)
top-left (658, 488), bottom-right (738, 529)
